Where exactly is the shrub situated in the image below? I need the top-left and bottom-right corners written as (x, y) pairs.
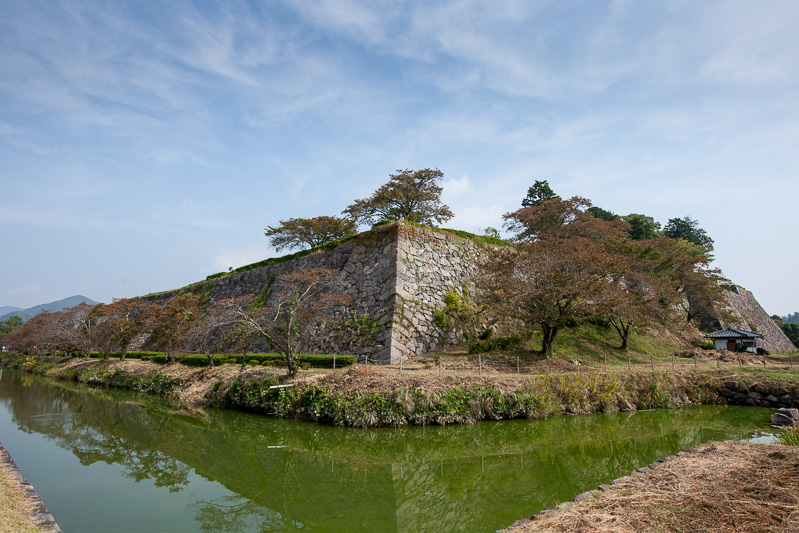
top-left (692, 339), bottom-right (716, 351)
top-left (468, 333), bottom-right (529, 354)
top-left (181, 355), bottom-right (229, 367)
top-left (141, 355), bottom-right (167, 364)
top-left (777, 427), bottom-right (799, 446)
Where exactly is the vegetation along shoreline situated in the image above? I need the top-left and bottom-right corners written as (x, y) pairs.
top-left (3, 352), bottom-right (798, 428)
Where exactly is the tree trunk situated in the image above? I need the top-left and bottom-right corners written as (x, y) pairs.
top-left (610, 316), bottom-right (630, 351)
top-left (541, 324), bottom-right (558, 359)
top-left (167, 351), bottom-right (175, 364)
top-left (207, 353), bottom-right (214, 368)
top-left (120, 346), bottom-right (127, 361)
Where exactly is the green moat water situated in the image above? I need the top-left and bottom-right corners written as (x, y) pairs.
top-left (0, 369), bottom-right (774, 532)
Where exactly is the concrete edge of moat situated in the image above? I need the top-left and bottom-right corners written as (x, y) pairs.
top-left (0, 441), bottom-right (61, 532)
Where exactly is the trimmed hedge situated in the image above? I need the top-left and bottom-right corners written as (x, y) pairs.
top-left (222, 353), bottom-right (355, 368)
top-left (52, 349), bottom-right (355, 368)
top-left (181, 354), bottom-right (230, 367)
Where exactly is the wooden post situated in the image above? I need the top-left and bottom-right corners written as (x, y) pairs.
top-left (763, 352), bottom-right (766, 368)
top-left (790, 351), bottom-right (793, 369)
top-left (516, 356), bottom-right (519, 374)
top-left (738, 352), bottom-right (741, 369)
top-left (576, 354), bottom-right (580, 376)
top-left (333, 354), bottom-right (336, 370)
top-left (400, 355), bottom-right (402, 375)
top-left (438, 355), bottom-right (442, 376)
top-left (479, 354), bottom-right (482, 376)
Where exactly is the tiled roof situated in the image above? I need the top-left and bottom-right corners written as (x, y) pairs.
top-left (705, 327), bottom-right (764, 339)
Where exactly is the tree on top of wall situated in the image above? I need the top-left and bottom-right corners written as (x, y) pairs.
top-left (265, 216), bottom-right (357, 252)
top-left (343, 168), bottom-right (453, 226)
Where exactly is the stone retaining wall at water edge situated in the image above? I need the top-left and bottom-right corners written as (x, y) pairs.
top-left (716, 380), bottom-right (798, 409)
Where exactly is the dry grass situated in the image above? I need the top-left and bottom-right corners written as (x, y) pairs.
top-left (520, 441), bottom-right (799, 532)
top-left (0, 444), bottom-right (51, 531)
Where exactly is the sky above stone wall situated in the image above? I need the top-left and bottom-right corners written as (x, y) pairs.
top-left (1, 0), bottom-right (797, 314)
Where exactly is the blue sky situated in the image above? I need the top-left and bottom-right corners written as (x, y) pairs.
top-left (1, 0), bottom-right (797, 315)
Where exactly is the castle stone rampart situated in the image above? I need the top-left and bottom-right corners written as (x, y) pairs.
top-left (141, 222), bottom-right (791, 362)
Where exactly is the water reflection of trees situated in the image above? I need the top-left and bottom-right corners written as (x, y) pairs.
top-left (0, 371), bottom-right (771, 532)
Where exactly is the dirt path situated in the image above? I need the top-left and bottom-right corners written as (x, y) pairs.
top-left (507, 440), bottom-right (799, 532)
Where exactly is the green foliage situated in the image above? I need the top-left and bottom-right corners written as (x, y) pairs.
top-left (433, 287), bottom-right (481, 334)
top-left (780, 322), bottom-right (799, 347)
top-left (587, 206), bottom-right (618, 221)
top-left (622, 213), bottom-right (662, 240)
top-left (340, 312), bottom-right (381, 341)
top-left (776, 427), bottom-right (799, 446)
top-left (521, 180), bottom-right (558, 207)
top-left (265, 215), bottom-right (357, 252)
top-left (181, 355), bottom-right (230, 367)
top-left (200, 235), bottom-right (359, 282)
top-left (249, 273), bottom-right (277, 311)
top-left (663, 216), bottom-right (714, 250)
top-left (71, 368), bottom-right (182, 395)
top-left (440, 227), bottom-right (508, 246)
top-left (468, 332), bottom-right (531, 353)
top-left (692, 339), bottom-right (716, 351)
top-left (0, 315), bottom-right (23, 339)
top-left (226, 353), bottom-right (356, 368)
top-left (214, 371), bottom-right (696, 428)
top-left (343, 168), bottom-right (454, 226)
top-left (483, 226), bottom-right (501, 239)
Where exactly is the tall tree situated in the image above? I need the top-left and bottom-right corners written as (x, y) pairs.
top-left (587, 206), bottom-right (618, 221)
top-left (186, 302), bottom-right (238, 367)
top-left (91, 299), bottom-right (152, 359)
top-left (480, 236), bottom-right (622, 361)
top-left (663, 216), bottom-right (714, 250)
top-left (265, 216), bottom-right (357, 252)
top-left (0, 315), bottom-right (23, 340)
top-left (484, 199), bottom-right (630, 361)
top-left (343, 168), bottom-right (453, 226)
top-left (604, 241), bottom-right (681, 349)
top-left (149, 294), bottom-right (201, 363)
top-left (234, 268), bottom-right (350, 375)
top-left (504, 196), bottom-right (629, 243)
top-left (622, 213), bottom-right (662, 240)
top-left (647, 237), bottom-right (727, 324)
top-left (521, 180), bottom-right (558, 207)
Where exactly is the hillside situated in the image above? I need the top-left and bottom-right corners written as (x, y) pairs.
top-left (0, 306), bottom-right (22, 317)
top-left (0, 295), bottom-right (99, 322)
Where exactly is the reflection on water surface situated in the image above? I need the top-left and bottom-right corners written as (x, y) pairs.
top-left (0, 370), bottom-right (774, 532)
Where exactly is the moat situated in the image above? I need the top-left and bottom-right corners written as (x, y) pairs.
top-left (0, 369), bottom-right (774, 532)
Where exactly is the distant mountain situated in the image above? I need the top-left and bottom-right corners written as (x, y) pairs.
top-left (0, 306), bottom-right (22, 317)
top-left (0, 295), bottom-right (99, 322)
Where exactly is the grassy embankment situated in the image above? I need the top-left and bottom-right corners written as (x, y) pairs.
top-left (2, 323), bottom-right (797, 428)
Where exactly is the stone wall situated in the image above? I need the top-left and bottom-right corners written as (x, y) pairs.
top-left (143, 224), bottom-right (402, 362)
top-left (719, 286), bottom-right (796, 352)
top-left (139, 222), bottom-right (792, 363)
top-left (716, 380), bottom-right (797, 409)
top-left (390, 224), bottom-right (484, 363)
